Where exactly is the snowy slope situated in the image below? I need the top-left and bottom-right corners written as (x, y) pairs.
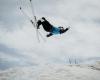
top-left (0, 62), bottom-right (100, 80)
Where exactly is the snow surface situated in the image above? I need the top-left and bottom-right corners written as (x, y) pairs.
top-left (0, 62), bottom-right (100, 80)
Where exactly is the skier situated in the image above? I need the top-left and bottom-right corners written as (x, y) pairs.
top-left (37, 17), bottom-right (70, 37)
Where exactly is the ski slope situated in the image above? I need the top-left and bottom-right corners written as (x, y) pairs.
top-left (0, 62), bottom-right (100, 80)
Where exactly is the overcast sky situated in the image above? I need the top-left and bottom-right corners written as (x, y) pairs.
top-left (0, 0), bottom-right (100, 69)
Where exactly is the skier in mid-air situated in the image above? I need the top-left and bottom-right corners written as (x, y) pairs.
top-left (37, 17), bottom-right (70, 37)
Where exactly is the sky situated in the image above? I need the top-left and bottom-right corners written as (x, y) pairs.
top-left (0, 0), bottom-right (100, 69)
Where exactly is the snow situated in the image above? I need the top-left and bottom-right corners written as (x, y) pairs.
top-left (0, 62), bottom-right (100, 80)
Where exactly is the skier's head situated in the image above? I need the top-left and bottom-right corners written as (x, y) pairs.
top-left (59, 26), bottom-right (64, 31)
top-left (59, 26), bottom-right (68, 34)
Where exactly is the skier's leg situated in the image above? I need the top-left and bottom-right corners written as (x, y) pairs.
top-left (37, 17), bottom-right (53, 32)
top-left (37, 20), bottom-right (42, 29)
top-left (42, 17), bottom-right (46, 20)
top-left (41, 17), bottom-right (53, 32)
top-left (46, 33), bottom-right (53, 37)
